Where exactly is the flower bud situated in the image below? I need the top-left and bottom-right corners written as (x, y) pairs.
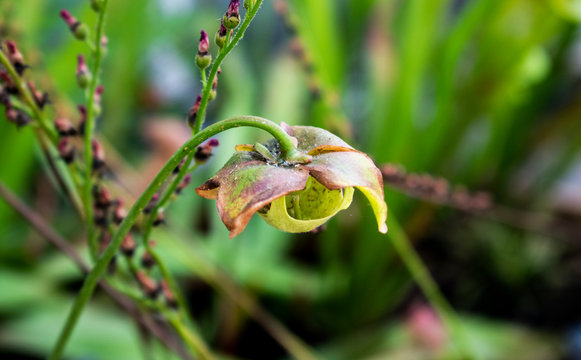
top-left (141, 250), bottom-right (155, 269)
top-left (0, 70), bottom-right (18, 94)
top-left (0, 86), bottom-right (9, 106)
top-left (187, 95), bottom-right (201, 129)
top-left (5, 41), bottom-right (27, 75)
top-left (152, 212), bottom-right (165, 227)
top-left (209, 68), bottom-right (221, 101)
top-left (136, 271), bottom-right (160, 299)
top-left (58, 137), bottom-right (75, 164)
top-left (161, 280), bottom-right (178, 308)
top-left (94, 186), bottom-right (113, 210)
top-left (194, 138), bottom-right (219, 164)
top-left (27, 81), bottom-right (49, 109)
top-left (5, 105), bottom-right (30, 128)
top-left (54, 117), bottom-right (77, 137)
top-left (94, 208), bottom-right (108, 227)
top-left (100, 36), bottom-right (109, 54)
top-left (91, 0), bottom-right (104, 12)
top-left (93, 85), bottom-right (104, 116)
top-left (77, 105), bottom-right (87, 135)
top-left (175, 174), bottom-right (191, 195)
top-left (215, 20), bottom-right (228, 48)
top-left (113, 199), bottom-right (127, 224)
top-left (173, 157), bottom-right (187, 174)
top-left (195, 30), bottom-right (212, 69)
top-left (91, 139), bottom-right (106, 173)
top-left (60, 9), bottom-right (89, 41)
top-left (223, 0), bottom-right (241, 29)
top-left (76, 55), bottom-right (91, 89)
top-left (143, 193), bottom-right (159, 214)
top-left (121, 234), bottom-right (136, 257)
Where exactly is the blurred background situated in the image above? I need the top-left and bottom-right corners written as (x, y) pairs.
top-left (1, 0), bottom-right (581, 359)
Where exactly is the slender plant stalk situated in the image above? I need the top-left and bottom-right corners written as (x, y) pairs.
top-left (48, 115), bottom-right (304, 360)
top-left (387, 216), bottom-right (476, 359)
top-left (83, 0), bottom-right (111, 260)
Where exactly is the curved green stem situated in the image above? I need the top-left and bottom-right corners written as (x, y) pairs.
top-left (48, 115), bottom-right (302, 360)
top-left (83, 0), bottom-right (111, 261)
top-left (194, 0), bottom-right (264, 134)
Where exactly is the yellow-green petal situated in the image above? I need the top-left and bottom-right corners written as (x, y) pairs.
top-left (259, 177), bottom-right (354, 233)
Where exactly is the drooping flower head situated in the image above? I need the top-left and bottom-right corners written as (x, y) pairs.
top-left (196, 123), bottom-right (387, 238)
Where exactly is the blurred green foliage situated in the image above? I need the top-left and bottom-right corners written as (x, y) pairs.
top-left (1, 0), bottom-right (580, 359)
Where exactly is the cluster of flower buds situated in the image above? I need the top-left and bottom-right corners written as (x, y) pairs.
top-left (194, 138), bottom-right (220, 165)
top-left (60, 9), bottom-right (88, 41)
top-left (195, 30), bottom-right (211, 70)
top-left (90, 184), bottom-right (127, 230)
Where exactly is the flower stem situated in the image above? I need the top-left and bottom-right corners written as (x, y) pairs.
top-left (48, 115), bottom-right (302, 359)
top-left (387, 216), bottom-right (476, 359)
top-left (83, 0), bottom-right (110, 261)
top-left (194, 0), bottom-right (264, 134)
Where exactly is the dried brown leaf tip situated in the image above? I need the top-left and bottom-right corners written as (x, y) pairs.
top-left (196, 123), bottom-right (387, 238)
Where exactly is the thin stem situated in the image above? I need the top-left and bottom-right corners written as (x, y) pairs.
top-left (48, 115), bottom-right (302, 359)
top-left (194, 0), bottom-right (264, 134)
top-left (166, 312), bottom-right (215, 360)
top-left (387, 216), bottom-right (476, 359)
top-left (83, 0), bottom-right (111, 261)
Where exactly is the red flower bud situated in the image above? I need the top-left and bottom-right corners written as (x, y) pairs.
top-left (60, 9), bottom-right (88, 41)
top-left (54, 117), bottom-right (77, 137)
top-left (58, 138), bottom-right (75, 164)
top-left (187, 95), bottom-right (202, 129)
top-left (6, 41), bottom-right (26, 75)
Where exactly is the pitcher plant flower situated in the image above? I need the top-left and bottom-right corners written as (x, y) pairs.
top-left (195, 123), bottom-right (388, 238)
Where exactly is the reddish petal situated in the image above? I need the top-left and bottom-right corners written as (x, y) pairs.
top-left (196, 151), bottom-right (309, 238)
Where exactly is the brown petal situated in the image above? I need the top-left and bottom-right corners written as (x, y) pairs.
top-left (291, 125), bottom-right (354, 153)
top-left (305, 151), bottom-right (388, 233)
